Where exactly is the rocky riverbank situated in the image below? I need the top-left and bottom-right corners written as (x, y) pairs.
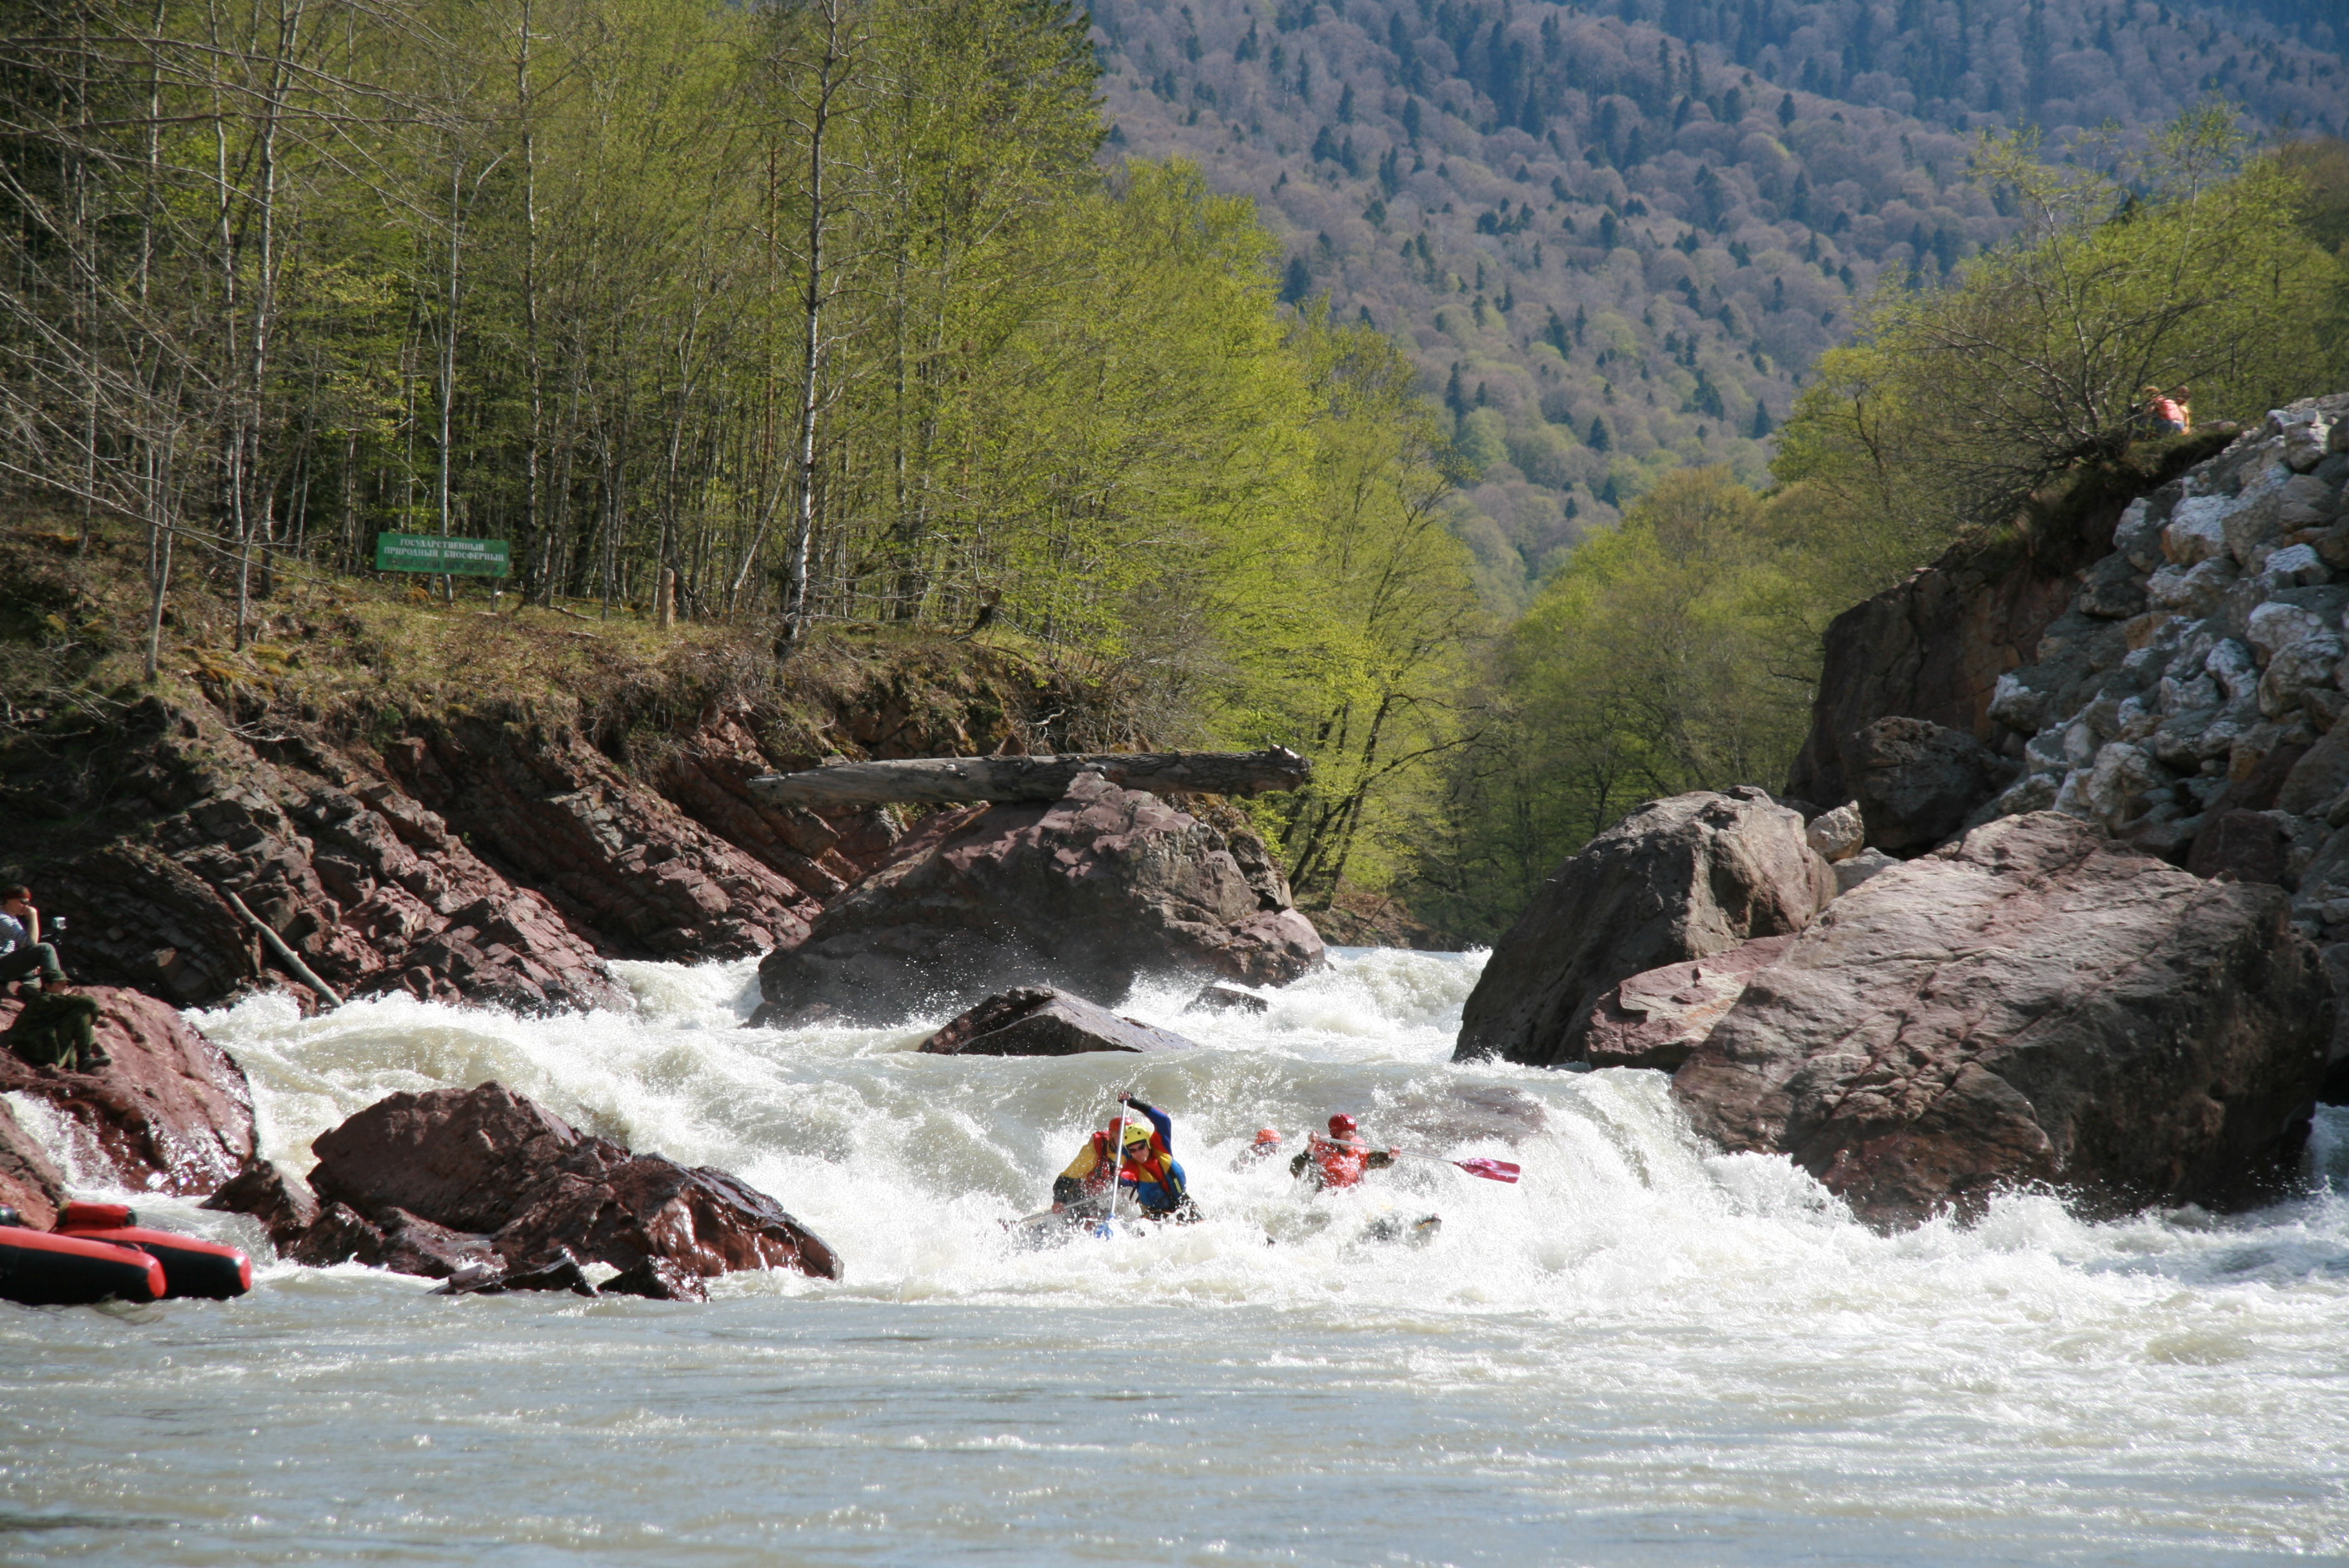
top-left (1460, 404), bottom-right (2349, 1228)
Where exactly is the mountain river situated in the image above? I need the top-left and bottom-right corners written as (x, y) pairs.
top-left (2, 947), bottom-right (2344, 1565)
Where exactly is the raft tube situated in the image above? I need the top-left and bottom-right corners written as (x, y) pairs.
top-left (57, 1204), bottom-right (251, 1299)
top-left (0, 1226), bottom-right (165, 1306)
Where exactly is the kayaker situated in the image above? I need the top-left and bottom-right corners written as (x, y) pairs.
top-left (1290, 1113), bottom-right (1398, 1192)
top-left (1231, 1128), bottom-right (1285, 1168)
top-left (1051, 1093), bottom-right (1197, 1222)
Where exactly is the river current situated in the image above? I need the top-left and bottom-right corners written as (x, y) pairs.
top-left (3, 947), bottom-right (2345, 1565)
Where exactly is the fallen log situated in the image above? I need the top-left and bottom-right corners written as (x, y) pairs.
top-left (748, 746), bottom-right (1310, 808)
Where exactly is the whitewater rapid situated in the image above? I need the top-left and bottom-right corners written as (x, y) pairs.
top-left (5, 948), bottom-right (2346, 1563)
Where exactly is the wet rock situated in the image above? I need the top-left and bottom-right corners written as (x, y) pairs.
top-left (436, 1251), bottom-right (597, 1297)
top-left (201, 1158), bottom-right (319, 1246)
top-left (0, 985), bottom-right (254, 1197)
top-left (1580, 935), bottom-right (1798, 1072)
top-left (0, 1098), bottom-right (65, 1229)
top-left (1672, 813), bottom-right (2329, 1229)
top-left (1454, 788), bottom-right (1833, 1067)
top-left (294, 1082), bottom-right (840, 1295)
top-left (284, 1201), bottom-right (387, 1268)
top-left (754, 775), bottom-right (1323, 1028)
top-left (919, 988), bottom-right (1200, 1055)
top-left (1190, 983), bottom-right (1269, 1014)
top-left (1846, 717), bottom-right (2017, 852)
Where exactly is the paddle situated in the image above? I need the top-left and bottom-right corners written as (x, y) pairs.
top-left (1394, 1151), bottom-right (1522, 1184)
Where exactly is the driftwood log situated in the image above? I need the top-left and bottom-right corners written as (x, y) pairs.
top-left (747, 747), bottom-right (1310, 808)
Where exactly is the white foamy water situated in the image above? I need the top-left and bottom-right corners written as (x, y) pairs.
top-left (4, 948), bottom-right (2346, 1564)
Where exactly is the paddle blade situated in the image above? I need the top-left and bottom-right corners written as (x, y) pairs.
top-left (1452, 1158), bottom-right (1521, 1184)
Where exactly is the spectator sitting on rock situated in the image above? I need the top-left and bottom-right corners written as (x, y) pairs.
top-left (0, 885), bottom-right (65, 992)
top-left (2144, 385), bottom-right (2191, 436)
top-left (3, 983), bottom-right (108, 1073)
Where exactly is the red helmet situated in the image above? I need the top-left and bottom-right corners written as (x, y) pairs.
top-left (1328, 1113), bottom-right (1359, 1136)
top-left (1253, 1128), bottom-right (1281, 1146)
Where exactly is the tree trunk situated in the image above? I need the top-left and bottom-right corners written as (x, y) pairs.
top-left (748, 748), bottom-right (1311, 807)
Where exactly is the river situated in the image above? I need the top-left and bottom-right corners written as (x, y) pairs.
top-left (3, 947), bottom-right (2344, 1564)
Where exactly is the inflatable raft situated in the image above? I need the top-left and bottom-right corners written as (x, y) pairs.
top-left (0, 1203), bottom-right (251, 1307)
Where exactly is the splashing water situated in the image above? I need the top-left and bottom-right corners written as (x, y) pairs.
top-left (3, 948), bottom-right (2345, 1564)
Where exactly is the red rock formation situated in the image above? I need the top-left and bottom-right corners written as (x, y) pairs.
top-left (1579, 935), bottom-right (1797, 1072)
top-left (0, 984), bottom-right (254, 1197)
top-left (1454, 788), bottom-right (1834, 1067)
top-left (1671, 813), bottom-right (2329, 1229)
top-left (285, 1082), bottom-right (840, 1298)
top-left (920, 988), bottom-right (1201, 1055)
top-left (756, 774), bottom-right (1324, 1028)
top-left (0, 1100), bottom-right (65, 1227)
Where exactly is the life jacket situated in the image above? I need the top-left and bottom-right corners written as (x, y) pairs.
top-left (1305, 1133), bottom-right (1374, 1190)
top-left (1116, 1133), bottom-right (1188, 1214)
top-left (1059, 1130), bottom-right (1118, 1195)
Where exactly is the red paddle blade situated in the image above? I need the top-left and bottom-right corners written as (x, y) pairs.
top-left (1453, 1158), bottom-right (1521, 1184)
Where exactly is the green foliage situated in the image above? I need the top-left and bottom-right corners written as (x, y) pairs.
top-left (1778, 108), bottom-right (2349, 550)
top-left (1401, 467), bottom-right (1812, 939)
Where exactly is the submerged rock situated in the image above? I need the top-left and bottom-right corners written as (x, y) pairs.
top-left (1453, 788), bottom-right (1833, 1067)
top-left (0, 985), bottom-right (254, 1199)
top-left (1671, 812), bottom-right (2329, 1229)
top-left (754, 774), bottom-right (1323, 1028)
top-left (284, 1082), bottom-right (840, 1298)
top-left (918, 988), bottom-right (1199, 1056)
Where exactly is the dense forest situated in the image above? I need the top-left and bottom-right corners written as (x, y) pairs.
top-left (1092, 0), bottom-right (2346, 597)
top-left (3, 0), bottom-right (2346, 945)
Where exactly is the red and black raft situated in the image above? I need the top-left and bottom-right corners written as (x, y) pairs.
top-left (0, 1224), bottom-right (164, 1306)
top-left (55, 1202), bottom-right (252, 1300)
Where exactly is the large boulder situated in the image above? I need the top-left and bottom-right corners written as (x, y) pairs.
top-left (284, 1082), bottom-right (840, 1298)
top-left (753, 773), bottom-right (1323, 1028)
top-left (1453, 788), bottom-right (1835, 1067)
top-left (1844, 716), bottom-right (2015, 852)
top-left (1671, 813), bottom-right (2329, 1229)
top-left (1579, 935), bottom-right (1797, 1072)
top-left (919, 988), bottom-right (1200, 1056)
top-left (0, 985), bottom-right (254, 1197)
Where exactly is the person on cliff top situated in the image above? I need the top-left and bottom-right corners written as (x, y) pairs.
top-left (1290, 1113), bottom-right (1399, 1192)
top-left (1052, 1093), bottom-right (1198, 1223)
top-left (0, 886), bottom-right (66, 993)
top-left (2143, 384), bottom-right (2192, 436)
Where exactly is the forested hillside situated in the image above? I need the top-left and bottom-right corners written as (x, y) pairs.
top-left (1089, 0), bottom-right (2348, 599)
top-left (0, 0), bottom-right (1481, 917)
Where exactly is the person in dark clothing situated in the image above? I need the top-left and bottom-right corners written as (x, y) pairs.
top-left (3, 986), bottom-right (105, 1071)
top-left (0, 886), bottom-right (65, 990)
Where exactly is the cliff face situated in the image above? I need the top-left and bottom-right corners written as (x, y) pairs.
top-left (1789, 395), bottom-right (2349, 1096)
top-left (0, 598), bottom-right (1116, 1012)
top-left (1786, 430), bottom-right (2236, 808)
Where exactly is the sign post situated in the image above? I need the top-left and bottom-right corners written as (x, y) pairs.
top-left (374, 532), bottom-right (511, 578)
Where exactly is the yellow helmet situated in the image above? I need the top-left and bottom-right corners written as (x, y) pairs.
top-left (1121, 1119), bottom-right (1151, 1147)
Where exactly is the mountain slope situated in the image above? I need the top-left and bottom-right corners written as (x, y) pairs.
top-left (1089, 0), bottom-right (2346, 601)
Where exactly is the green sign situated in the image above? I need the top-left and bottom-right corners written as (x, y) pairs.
top-left (375, 531), bottom-right (511, 577)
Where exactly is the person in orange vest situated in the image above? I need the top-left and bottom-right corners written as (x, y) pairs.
top-left (1230, 1128), bottom-right (1285, 1169)
top-left (1051, 1094), bottom-right (1197, 1221)
top-left (1289, 1113), bottom-right (1399, 1192)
